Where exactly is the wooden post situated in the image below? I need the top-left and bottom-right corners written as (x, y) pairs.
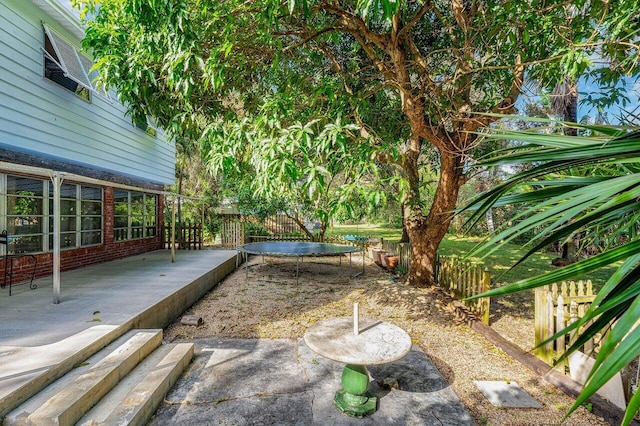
top-left (171, 197), bottom-right (176, 263)
top-left (481, 267), bottom-right (491, 325)
top-left (556, 295), bottom-right (566, 359)
top-left (545, 292), bottom-right (555, 358)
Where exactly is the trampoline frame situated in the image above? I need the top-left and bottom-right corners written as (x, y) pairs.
top-left (236, 241), bottom-right (365, 284)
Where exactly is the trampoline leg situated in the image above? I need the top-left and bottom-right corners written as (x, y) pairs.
top-left (351, 246), bottom-right (364, 278)
top-left (296, 256), bottom-right (300, 285)
top-left (245, 253), bottom-right (249, 280)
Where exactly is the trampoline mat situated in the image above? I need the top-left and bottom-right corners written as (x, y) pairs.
top-left (238, 241), bottom-right (360, 257)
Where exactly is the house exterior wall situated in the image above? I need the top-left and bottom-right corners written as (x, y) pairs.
top-left (0, 0), bottom-right (175, 186)
top-left (0, 0), bottom-right (177, 282)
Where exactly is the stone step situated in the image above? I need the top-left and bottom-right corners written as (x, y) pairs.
top-left (0, 324), bottom-right (124, 418)
top-left (77, 342), bottom-right (194, 426)
top-left (4, 329), bottom-right (162, 426)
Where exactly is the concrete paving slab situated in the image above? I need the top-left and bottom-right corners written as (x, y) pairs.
top-left (474, 381), bottom-right (542, 408)
top-left (150, 338), bottom-right (475, 425)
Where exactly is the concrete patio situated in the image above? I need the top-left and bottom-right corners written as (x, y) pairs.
top-left (0, 248), bottom-right (476, 425)
top-left (0, 249), bottom-right (238, 420)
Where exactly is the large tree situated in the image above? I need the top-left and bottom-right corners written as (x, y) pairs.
top-left (77, 0), bottom-right (638, 286)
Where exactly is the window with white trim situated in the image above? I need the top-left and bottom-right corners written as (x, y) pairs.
top-left (42, 24), bottom-right (97, 101)
top-left (133, 116), bottom-right (158, 138)
top-left (113, 190), bottom-right (157, 241)
top-left (47, 183), bottom-right (103, 249)
top-left (5, 176), bottom-right (44, 254)
top-left (1, 175), bottom-right (104, 254)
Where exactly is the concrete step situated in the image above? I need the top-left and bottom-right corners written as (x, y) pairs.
top-left (77, 342), bottom-right (194, 426)
top-left (4, 329), bottom-right (162, 426)
top-left (0, 324), bottom-right (125, 418)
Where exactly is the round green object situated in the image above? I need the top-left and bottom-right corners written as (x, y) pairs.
top-left (341, 364), bottom-right (369, 396)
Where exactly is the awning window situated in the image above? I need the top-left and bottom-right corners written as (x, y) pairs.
top-left (42, 24), bottom-right (97, 95)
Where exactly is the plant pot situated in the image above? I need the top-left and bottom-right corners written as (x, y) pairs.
top-left (376, 251), bottom-right (388, 266)
top-left (369, 247), bottom-right (381, 261)
top-left (385, 255), bottom-right (399, 270)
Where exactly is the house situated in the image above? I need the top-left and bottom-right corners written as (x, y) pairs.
top-left (0, 0), bottom-right (176, 300)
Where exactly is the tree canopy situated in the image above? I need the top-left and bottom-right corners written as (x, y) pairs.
top-left (76, 0), bottom-right (639, 285)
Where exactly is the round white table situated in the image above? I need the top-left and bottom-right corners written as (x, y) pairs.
top-left (304, 317), bottom-right (412, 417)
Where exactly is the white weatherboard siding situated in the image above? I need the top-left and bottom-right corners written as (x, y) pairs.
top-left (0, 0), bottom-right (175, 185)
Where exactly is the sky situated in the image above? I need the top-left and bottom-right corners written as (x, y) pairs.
top-left (578, 77), bottom-right (640, 123)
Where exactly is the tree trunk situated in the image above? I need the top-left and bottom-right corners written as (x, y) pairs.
top-left (286, 212), bottom-right (316, 241)
top-left (399, 202), bottom-right (410, 243)
top-left (404, 149), bottom-right (465, 287)
top-left (553, 77), bottom-right (578, 265)
top-left (486, 208), bottom-right (495, 235)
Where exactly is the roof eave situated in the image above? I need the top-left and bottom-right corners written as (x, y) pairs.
top-left (30, 0), bottom-right (85, 40)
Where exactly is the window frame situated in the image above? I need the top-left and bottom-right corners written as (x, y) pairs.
top-left (42, 24), bottom-right (97, 101)
top-left (47, 183), bottom-right (104, 250)
top-left (0, 175), bottom-right (104, 255)
top-left (113, 190), bottom-right (158, 241)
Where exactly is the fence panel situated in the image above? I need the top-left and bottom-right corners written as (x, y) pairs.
top-left (379, 240), bottom-right (411, 273)
top-left (219, 220), bottom-right (244, 248)
top-left (161, 222), bottom-right (203, 250)
top-left (262, 214), bottom-right (300, 235)
top-left (436, 255), bottom-right (491, 324)
top-left (534, 280), bottom-right (597, 364)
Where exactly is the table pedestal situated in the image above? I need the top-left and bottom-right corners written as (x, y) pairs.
top-left (304, 317), bottom-right (411, 419)
top-left (334, 364), bottom-right (376, 417)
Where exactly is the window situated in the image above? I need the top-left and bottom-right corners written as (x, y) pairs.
top-left (0, 175), bottom-right (105, 254)
top-left (114, 190), bottom-right (157, 241)
top-left (134, 116), bottom-right (158, 138)
top-left (47, 184), bottom-right (103, 249)
top-left (81, 186), bottom-right (103, 246)
top-left (5, 176), bottom-right (44, 254)
top-left (42, 24), bottom-right (96, 100)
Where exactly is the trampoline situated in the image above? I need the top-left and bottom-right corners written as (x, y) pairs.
top-left (237, 241), bottom-right (364, 284)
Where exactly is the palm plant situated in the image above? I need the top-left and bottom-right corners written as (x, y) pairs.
top-left (463, 122), bottom-right (640, 424)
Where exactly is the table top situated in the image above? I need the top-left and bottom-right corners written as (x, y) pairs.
top-left (304, 317), bottom-right (412, 365)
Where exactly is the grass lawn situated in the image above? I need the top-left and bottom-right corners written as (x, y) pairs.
top-left (329, 223), bottom-right (615, 289)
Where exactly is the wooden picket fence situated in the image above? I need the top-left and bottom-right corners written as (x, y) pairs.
top-left (436, 255), bottom-right (491, 324)
top-left (220, 220), bottom-right (244, 248)
top-left (161, 222), bottom-right (203, 250)
top-left (375, 240), bottom-right (490, 323)
top-left (534, 280), bottom-right (598, 365)
top-left (263, 214), bottom-right (300, 235)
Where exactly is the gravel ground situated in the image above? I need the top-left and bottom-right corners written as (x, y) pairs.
top-left (164, 253), bottom-right (610, 425)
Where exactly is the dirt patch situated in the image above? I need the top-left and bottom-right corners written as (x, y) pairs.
top-left (165, 254), bottom-right (609, 425)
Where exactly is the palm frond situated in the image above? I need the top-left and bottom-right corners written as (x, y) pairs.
top-left (462, 123), bottom-right (640, 424)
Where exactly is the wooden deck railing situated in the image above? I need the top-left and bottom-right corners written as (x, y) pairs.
top-left (161, 222), bottom-right (203, 250)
